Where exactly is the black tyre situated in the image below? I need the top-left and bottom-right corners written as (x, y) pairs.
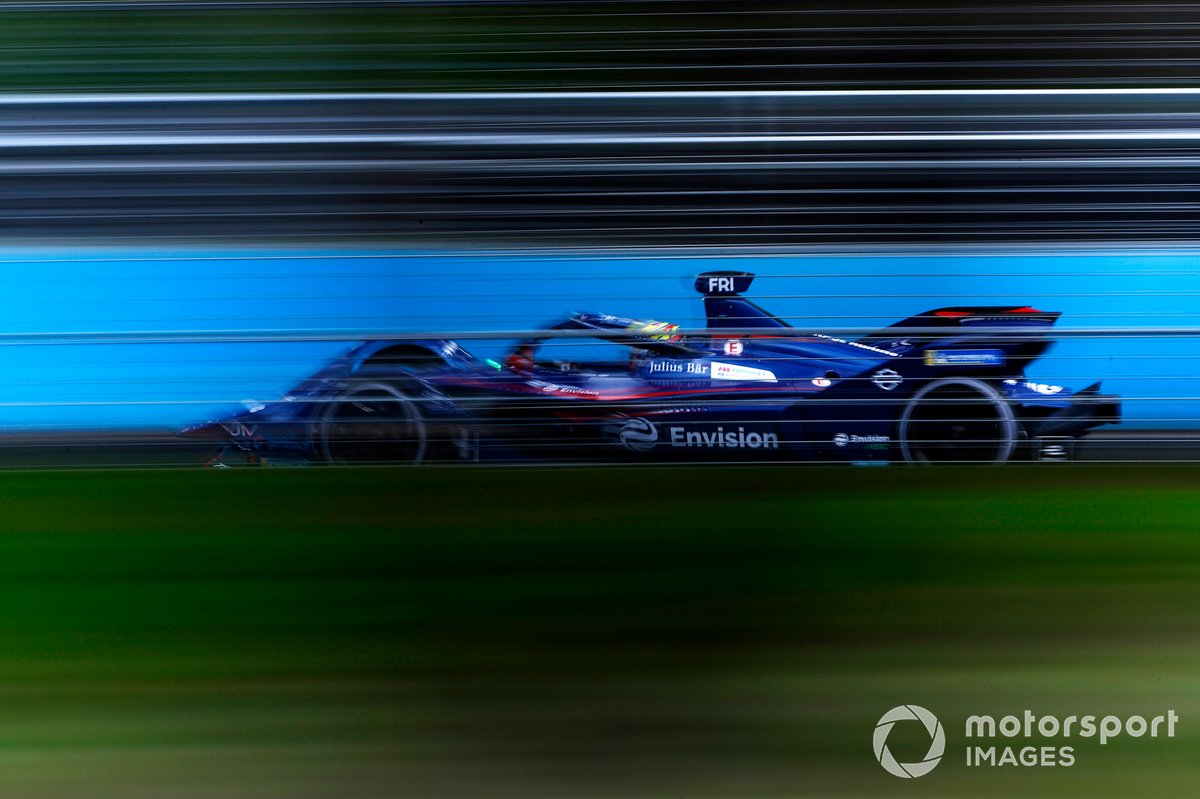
top-left (316, 382), bottom-right (426, 464)
top-left (898, 378), bottom-right (1017, 464)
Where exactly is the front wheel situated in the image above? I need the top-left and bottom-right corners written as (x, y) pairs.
top-left (316, 382), bottom-right (427, 464)
top-left (898, 378), bottom-right (1017, 464)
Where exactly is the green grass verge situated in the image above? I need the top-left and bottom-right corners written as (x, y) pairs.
top-left (0, 7), bottom-right (709, 92)
top-left (0, 465), bottom-right (1195, 797)
top-left (0, 6), bottom-right (1154, 93)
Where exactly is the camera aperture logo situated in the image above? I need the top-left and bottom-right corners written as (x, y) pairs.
top-left (873, 705), bottom-right (945, 778)
top-left (874, 706), bottom-right (1179, 778)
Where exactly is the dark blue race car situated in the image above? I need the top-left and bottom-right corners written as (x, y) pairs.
top-left (181, 272), bottom-right (1119, 465)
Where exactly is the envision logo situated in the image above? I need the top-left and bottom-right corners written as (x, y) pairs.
top-left (833, 433), bottom-right (891, 447)
top-left (669, 426), bottom-right (778, 449)
top-left (874, 705), bottom-right (945, 779)
top-left (616, 417), bottom-right (658, 452)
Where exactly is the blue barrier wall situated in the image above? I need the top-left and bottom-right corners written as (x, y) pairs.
top-left (0, 247), bottom-right (1194, 430)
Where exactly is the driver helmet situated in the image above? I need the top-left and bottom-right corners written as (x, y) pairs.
top-left (505, 344), bottom-right (536, 374)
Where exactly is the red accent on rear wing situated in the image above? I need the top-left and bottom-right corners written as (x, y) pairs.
top-left (884, 307), bottom-right (1061, 332)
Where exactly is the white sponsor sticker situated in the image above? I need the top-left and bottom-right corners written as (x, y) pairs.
top-left (647, 360), bottom-right (709, 376)
top-left (834, 432), bottom-right (891, 447)
top-left (812, 333), bottom-right (900, 358)
top-left (527, 380), bottom-right (600, 397)
top-left (711, 362), bottom-right (777, 382)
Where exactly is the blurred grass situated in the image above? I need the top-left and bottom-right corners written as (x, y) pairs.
top-left (0, 465), bottom-right (1196, 796)
top-left (0, 6), bottom-right (773, 92)
top-left (0, 8), bottom-right (414, 92)
top-left (0, 5), bottom-right (623, 92)
top-left (0, 3), bottom-right (1167, 93)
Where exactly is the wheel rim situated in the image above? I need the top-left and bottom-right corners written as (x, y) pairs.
top-left (900, 380), bottom-right (1015, 464)
top-left (319, 385), bottom-right (426, 464)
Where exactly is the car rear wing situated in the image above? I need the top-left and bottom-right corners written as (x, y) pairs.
top-left (694, 271), bottom-right (791, 330)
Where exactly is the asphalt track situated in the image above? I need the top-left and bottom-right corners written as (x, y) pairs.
top-left (0, 464), bottom-right (1195, 798)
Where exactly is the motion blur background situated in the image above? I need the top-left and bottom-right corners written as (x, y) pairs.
top-left (0, 1), bottom-right (1194, 457)
top-left (1, 2), bottom-right (1199, 798)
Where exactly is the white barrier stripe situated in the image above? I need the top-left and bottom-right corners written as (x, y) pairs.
top-left (0, 89), bottom-right (1196, 104)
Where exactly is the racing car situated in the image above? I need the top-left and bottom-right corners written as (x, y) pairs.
top-left (180, 271), bottom-right (1119, 464)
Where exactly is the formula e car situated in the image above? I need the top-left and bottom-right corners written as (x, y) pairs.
top-left (180, 272), bottom-right (1119, 464)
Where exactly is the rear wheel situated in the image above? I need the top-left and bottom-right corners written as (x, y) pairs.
top-left (898, 378), bottom-right (1017, 464)
top-left (316, 382), bottom-right (426, 464)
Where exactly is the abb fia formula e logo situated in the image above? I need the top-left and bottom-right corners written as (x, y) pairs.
top-left (874, 705), bottom-right (945, 778)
